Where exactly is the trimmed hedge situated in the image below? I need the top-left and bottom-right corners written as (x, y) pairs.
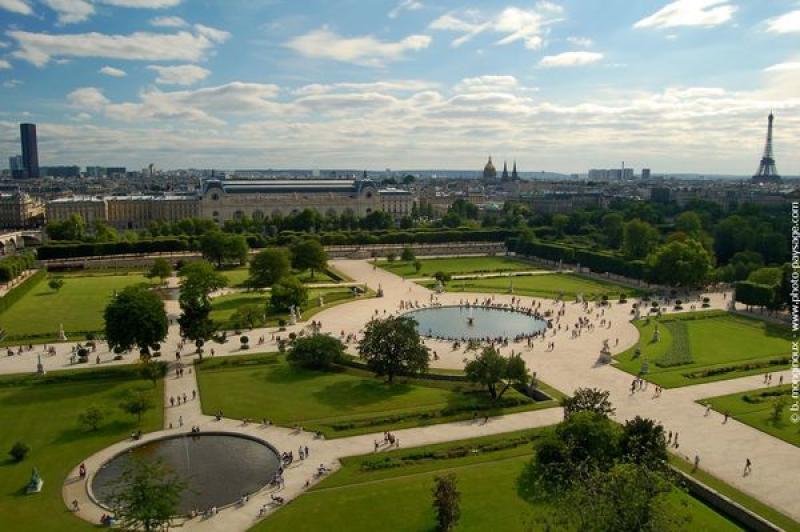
top-left (510, 235), bottom-right (649, 280)
top-left (0, 269), bottom-right (45, 315)
top-left (0, 254), bottom-right (34, 282)
top-left (38, 237), bottom-right (193, 260)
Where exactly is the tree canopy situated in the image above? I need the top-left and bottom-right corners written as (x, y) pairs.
top-left (108, 458), bottom-right (186, 532)
top-left (647, 239), bottom-right (714, 287)
top-left (270, 275), bottom-right (308, 312)
top-left (287, 333), bottom-right (346, 370)
top-left (464, 347), bottom-right (530, 400)
top-left (289, 238), bottom-right (328, 278)
top-left (248, 247), bottom-right (290, 288)
top-left (358, 315), bottom-right (430, 383)
top-left (104, 286), bottom-right (168, 355)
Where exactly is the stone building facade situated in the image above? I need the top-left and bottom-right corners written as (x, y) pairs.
top-left (0, 191), bottom-right (45, 228)
top-left (199, 179), bottom-right (413, 223)
top-left (46, 179), bottom-right (415, 229)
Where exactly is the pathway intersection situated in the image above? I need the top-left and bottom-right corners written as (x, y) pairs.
top-left (0, 258), bottom-right (792, 530)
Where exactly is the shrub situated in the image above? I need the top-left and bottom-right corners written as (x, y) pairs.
top-left (240, 336), bottom-right (249, 349)
top-left (9, 441), bottom-right (30, 462)
top-left (287, 334), bottom-right (346, 370)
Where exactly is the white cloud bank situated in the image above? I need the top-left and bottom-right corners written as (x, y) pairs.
top-left (539, 51), bottom-right (603, 67)
top-left (99, 65), bottom-right (126, 77)
top-left (147, 64), bottom-right (210, 86)
top-left (286, 27), bottom-right (431, 66)
top-left (634, 0), bottom-right (736, 29)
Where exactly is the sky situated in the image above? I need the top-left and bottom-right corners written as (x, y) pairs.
top-left (0, 0), bottom-right (798, 175)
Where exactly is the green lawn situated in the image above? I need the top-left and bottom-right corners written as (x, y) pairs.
top-left (221, 267), bottom-right (334, 287)
top-left (0, 367), bottom-right (163, 532)
top-left (701, 385), bottom-right (799, 447)
top-left (210, 287), bottom-right (360, 329)
top-left (196, 354), bottom-right (560, 438)
top-left (257, 429), bottom-right (741, 532)
top-left (380, 256), bottom-right (536, 278)
top-left (428, 272), bottom-right (639, 300)
top-left (0, 272), bottom-right (151, 344)
top-left (614, 311), bottom-right (791, 388)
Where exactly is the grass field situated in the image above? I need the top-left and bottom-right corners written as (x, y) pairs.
top-left (701, 385), bottom-right (798, 447)
top-left (257, 429), bottom-right (742, 532)
top-left (0, 272), bottom-right (151, 344)
top-left (380, 256), bottom-right (536, 278)
top-left (210, 287), bottom-right (359, 329)
top-left (0, 367), bottom-right (163, 532)
top-left (614, 311), bottom-right (791, 388)
top-left (196, 353), bottom-right (559, 438)
top-left (221, 267), bottom-right (335, 287)
top-left (427, 272), bottom-right (639, 300)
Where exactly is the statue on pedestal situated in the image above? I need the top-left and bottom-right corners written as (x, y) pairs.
top-left (26, 467), bottom-right (43, 494)
top-left (36, 354), bottom-right (45, 375)
top-left (58, 324), bottom-right (67, 341)
top-left (652, 324), bottom-right (660, 343)
top-left (434, 280), bottom-right (443, 294)
top-left (289, 306), bottom-right (298, 326)
top-left (377, 284), bottom-right (384, 297)
top-left (634, 305), bottom-right (641, 320)
top-left (318, 294), bottom-right (324, 307)
top-left (641, 358), bottom-right (650, 375)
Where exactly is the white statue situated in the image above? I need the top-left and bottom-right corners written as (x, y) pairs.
top-left (58, 324), bottom-right (67, 341)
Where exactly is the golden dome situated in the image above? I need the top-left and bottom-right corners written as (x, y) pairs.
top-left (483, 156), bottom-right (497, 179)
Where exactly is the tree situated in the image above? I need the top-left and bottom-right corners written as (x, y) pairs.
top-left (179, 260), bottom-right (228, 300)
top-left (290, 239), bottom-right (328, 279)
top-left (747, 267), bottom-right (782, 286)
top-left (619, 416), bottom-right (668, 468)
top-left (119, 390), bottom-right (153, 426)
top-left (48, 278), bottom-right (64, 292)
top-left (432, 474), bottom-right (461, 531)
top-left (561, 387), bottom-right (615, 420)
top-left (9, 441), bottom-right (30, 462)
top-left (358, 315), bottom-right (430, 383)
top-left (433, 271), bottom-right (452, 285)
top-left (464, 347), bottom-right (530, 400)
top-left (200, 232), bottom-right (249, 267)
top-left (248, 248), bottom-right (290, 288)
top-left (401, 246), bottom-right (415, 262)
top-left (413, 259), bottom-right (423, 274)
top-left (271, 275), bottom-right (308, 312)
top-left (623, 218), bottom-right (659, 259)
top-left (231, 304), bottom-right (265, 329)
top-left (675, 211), bottom-right (703, 236)
top-left (140, 361), bottom-right (167, 387)
top-left (647, 239), bottom-right (714, 287)
top-left (46, 213), bottom-right (86, 241)
top-left (147, 258), bottom-right (173, 285)
top-left (287, 333), bottom-right (345, 370)
top-left (551, 214), bottom-right (569, 237)
top-left (601, 213), bottom-right (625, 249)
top-left (105, 286), bottom-right (168, 356)
top-left (78, 406), bottom-right (105, 431)
top-left (108, 458), bottom-right (186, 532)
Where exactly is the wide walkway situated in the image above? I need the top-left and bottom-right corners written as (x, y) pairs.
top-left (38, 258), bottom-right (800, 531)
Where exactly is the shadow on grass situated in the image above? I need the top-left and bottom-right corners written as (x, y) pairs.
top-left (52, 419), bottom-right (139, 445)
top-left (311, 380), bottom-right (416, 410)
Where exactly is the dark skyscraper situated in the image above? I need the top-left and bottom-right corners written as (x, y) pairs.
top-left (19, 123), bottom-right (39, 178)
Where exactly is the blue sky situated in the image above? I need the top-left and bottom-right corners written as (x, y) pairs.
top-left (0, 0), bottom-right (798, 174)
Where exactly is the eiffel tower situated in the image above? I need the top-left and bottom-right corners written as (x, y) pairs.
top-left (752, 112), bottom-right (780, 184)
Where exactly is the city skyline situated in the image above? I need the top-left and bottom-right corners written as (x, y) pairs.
top-left (0, 0), bottom-right (799, 174)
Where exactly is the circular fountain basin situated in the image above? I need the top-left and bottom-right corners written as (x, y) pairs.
top-left (91, 432), bottom-right (281, 514)
top-left (406, 305), bottom-right (547, 341)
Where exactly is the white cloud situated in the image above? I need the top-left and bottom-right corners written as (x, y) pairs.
top-left (634, 0), bottom-right (736, 29)
top-left (567, 36), bottom-right (592, 47)
top-left (388, 0), bottom-right (422, 19)
top-left (766, 10), bottom-right (800, 34)
top-left (147, 64), bottom-right (210, 85)
top-left (430, 5), bottom-right (561, 49)
top-left (454, 75), bottom-right (518, 93)
top-left (286, 27), bottom-right (431, 66)
top-left (9, 26), bottom-right (229, 66)
top-left (150, 15), bottom-right (187, 28)
top-left (0, 0), bottom-right (32, 15)
top-left (3, 78), bottom-right (22, 88)
top-left (0, 59), bottom-right (10, 69)
top-left (42, 0), bottom-right (94, 24)
top-left (294, 80), bottom-right (437, 96)
top-left (764, 61), bottom-right (800, 72)
top-left (68, 86), bottom-right (110, 111)
top-left (98, 0), bottom-right (181, 7)
top-left (539, 51), bottom-right (603, 67)
top-left (193, 24), bottom-right (230, 43)
top-left (99, 65), bottom-right (126, 77)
